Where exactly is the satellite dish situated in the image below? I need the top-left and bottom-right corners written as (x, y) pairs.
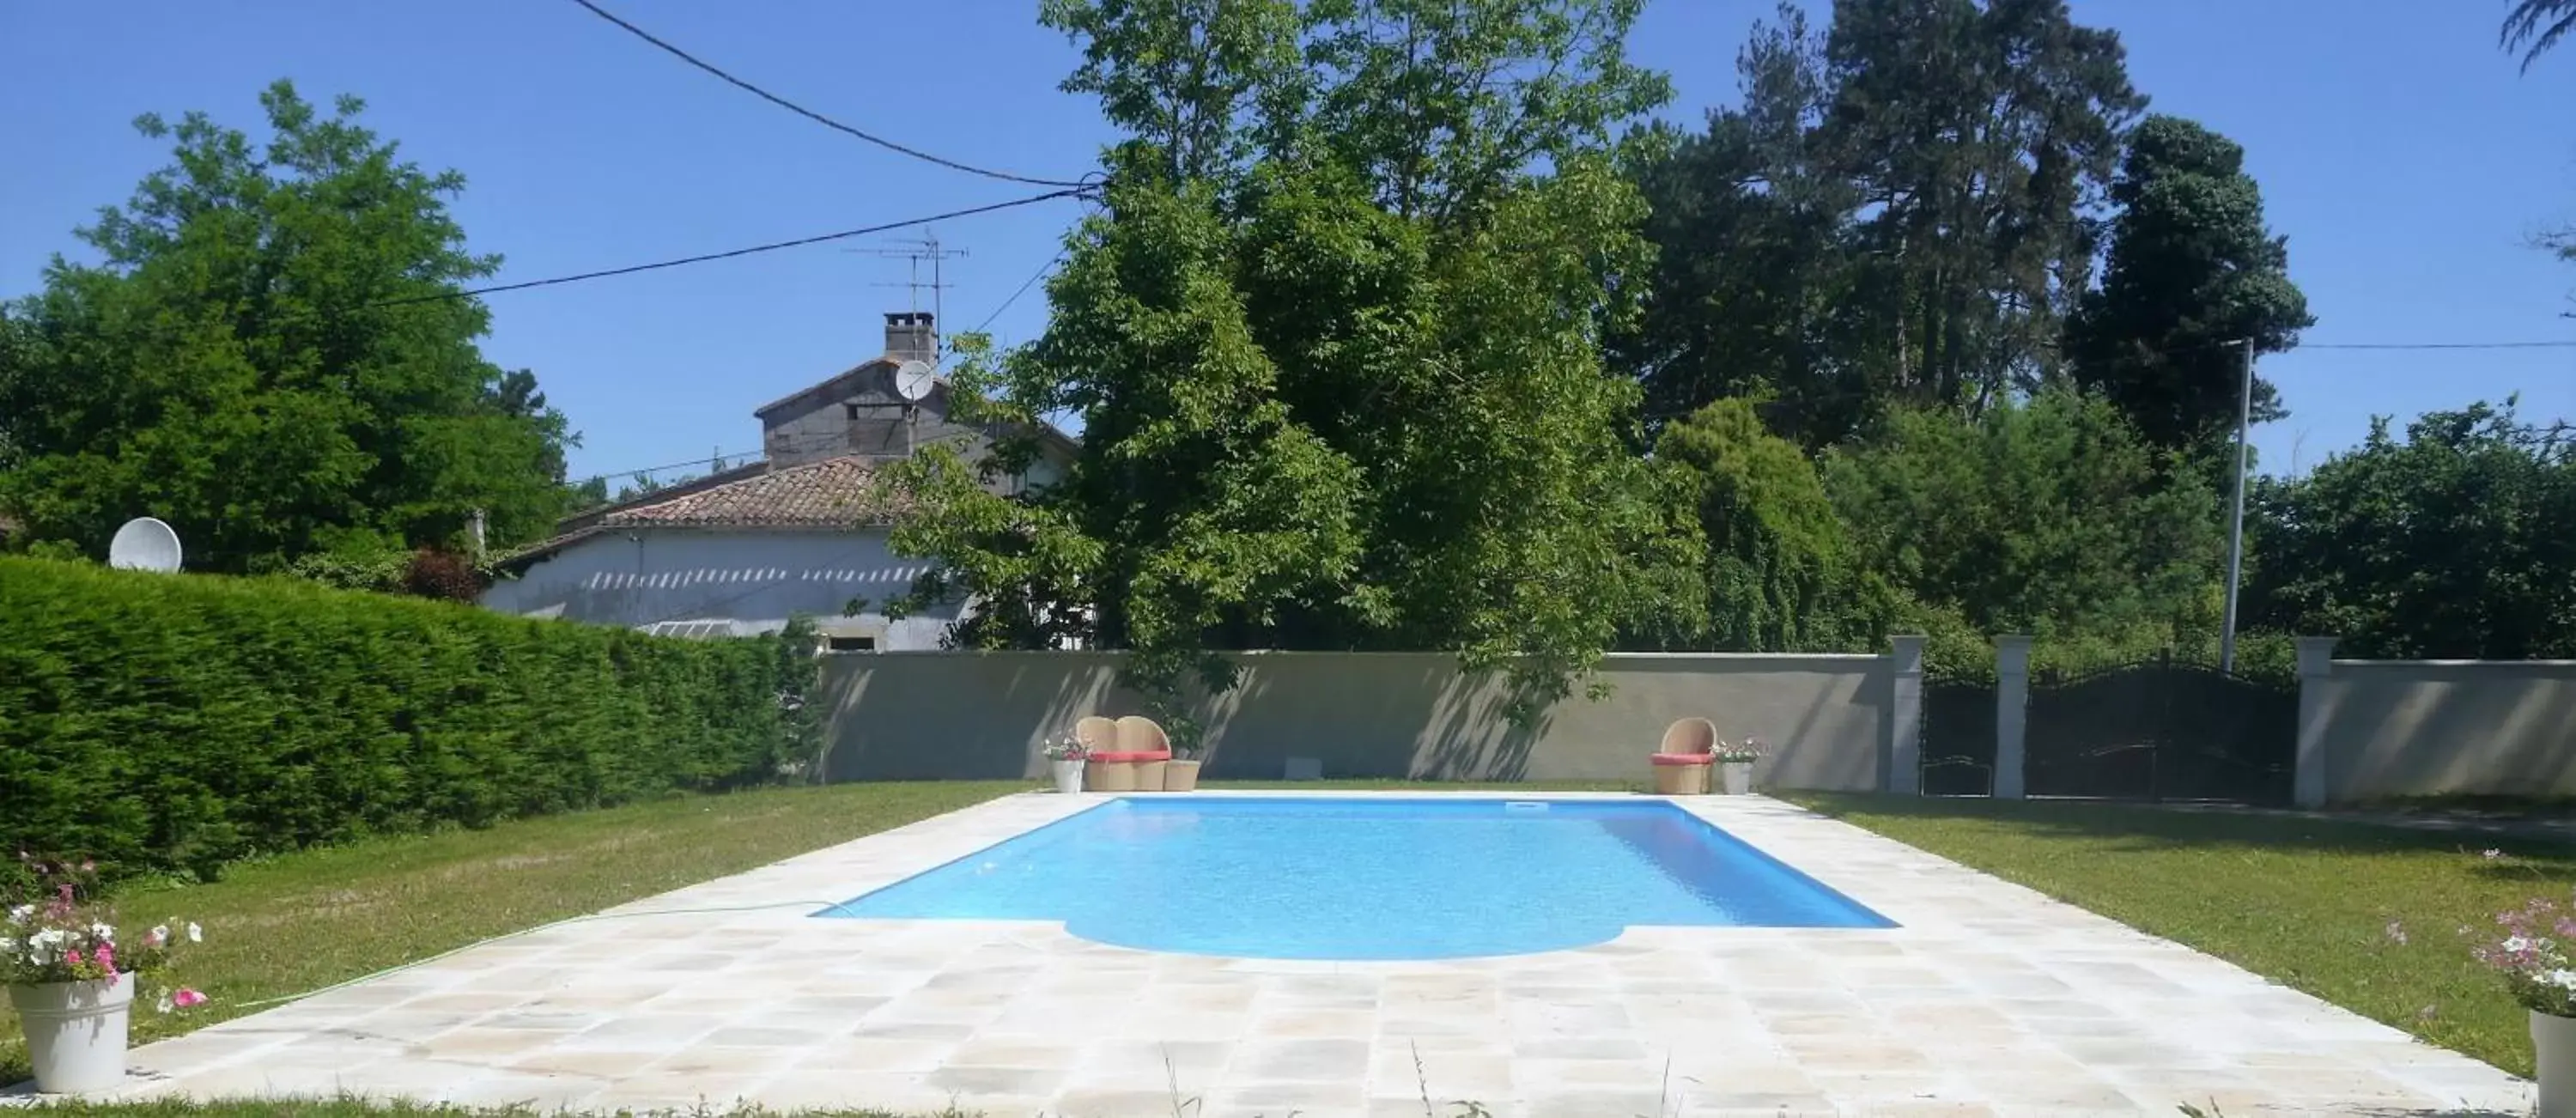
top-left (107, 517), bottom-right (183, 573)
top-left (893, 359), bottom-right (937, 403)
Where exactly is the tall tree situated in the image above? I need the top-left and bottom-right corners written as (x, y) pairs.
top-left (0, 82), bottom-right (577, 571)
top-left (892, 0), bottom-right (1696, 726)
top-left (1619, 8), bottom-right (1890, 447)
top-left (1617, 0), bottom-right (2142, 443)
top-left (2246, 400), bottom-right (2576, 659)
top-left (1820, 0), bottom-right (2144, 411)
top-left (2063, 115), bottom-right (2312, 455)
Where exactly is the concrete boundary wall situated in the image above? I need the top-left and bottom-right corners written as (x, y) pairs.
top-left (815, 650), bottom-right (1899, 790)
top-left (2303, 653), bottom-right (2576, 803)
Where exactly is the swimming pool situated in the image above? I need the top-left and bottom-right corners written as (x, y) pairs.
top-left (817, 797), bottom-right (1892, 959)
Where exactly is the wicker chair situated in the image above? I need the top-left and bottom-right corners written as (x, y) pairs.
top-left (1114, 715), bottom-right (1174, 791)
top-left (1650, 717), bottom-right (1719, 795)
top-left (1074, 715), bottom-right (1130, 792)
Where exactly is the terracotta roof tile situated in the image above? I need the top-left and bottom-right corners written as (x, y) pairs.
top-left (603, 456), bottom-right (907, 529)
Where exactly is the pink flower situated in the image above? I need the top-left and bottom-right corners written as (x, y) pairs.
top-left (171, 988), bottom-right (206, 1008)
top-left (94, 943), bottom-right (114, 973)
top-left (64, 949), bottom-right (82, 966)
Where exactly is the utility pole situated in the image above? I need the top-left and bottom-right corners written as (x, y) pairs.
top-left (2220, 337), bottom-right (2254, 675)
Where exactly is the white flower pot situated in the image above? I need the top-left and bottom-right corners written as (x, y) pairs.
top-left (9, 972), bottom-right (134, 1093)
top-left (1718, 761), bottom-right (1754, 795)
top-left (1051, 758), bottom-right (1084, 793)
top-left (2537, 1010), bottom-right (2576, 1118)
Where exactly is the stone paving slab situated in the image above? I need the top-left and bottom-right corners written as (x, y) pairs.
top-left (12, 792), bottom-right (2537, 1116)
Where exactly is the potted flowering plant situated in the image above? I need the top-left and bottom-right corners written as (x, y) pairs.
top-left (1163, 742), bottom-right (1204, 793)
top-left (1713, 737), bottom-right (1767, 795)
top-left (3, 857), bottom-right (206, 1093)
top-left (2474, 890), bottom-right (2576, 1115)
top-left (1042, 732), bottom-right (1089, 793)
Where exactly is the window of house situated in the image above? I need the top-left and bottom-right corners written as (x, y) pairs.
top-left (828, 635), bottom-right (878, 653)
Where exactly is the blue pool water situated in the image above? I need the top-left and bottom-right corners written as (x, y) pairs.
top-left (817, 798), bottom-right (1893, 959)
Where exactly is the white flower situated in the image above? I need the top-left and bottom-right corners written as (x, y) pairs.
top-left (155, 993), bottom-right (172, 1015)
top-left (5, 904), bottom-right (30, 925)
top-left (88, 923), bottom-right (114, 944)
top-left (149, 925), bottom-right (169, 946)
top-left (2507, 936), bottom-right (2534, 954)
top-left (185, 922), bottom-right (202, 944)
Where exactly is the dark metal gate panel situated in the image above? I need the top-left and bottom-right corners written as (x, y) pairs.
top-left (1921, 679), bottom-right (1997, 797)
top-left (2023, 654), bottom-right (2295, 805)
top-left (2156, 665), bottom-right (2297, 805)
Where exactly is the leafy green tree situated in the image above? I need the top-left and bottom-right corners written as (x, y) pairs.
top-left (0, 82), bottom-right (576, 572)
top-left (1823, 389), bottom-right (2222, 645)
top-left (2064, 115), bottom-right (2312, 455)
top-left (893, 0), bottom-right (1695, 726)
top-left (1652, 398), bottom-right (1871, 651)
top-left (2245, 400), bottom-right (2576, 659)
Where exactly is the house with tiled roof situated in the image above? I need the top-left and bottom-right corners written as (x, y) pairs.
top-left (480, 313), bottom-right (1075, 649)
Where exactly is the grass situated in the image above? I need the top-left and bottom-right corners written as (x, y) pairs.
top-left (1786, 792), bottom-right (2576, 1077)
top-left (3, 781), bottom-right (1025, 1086)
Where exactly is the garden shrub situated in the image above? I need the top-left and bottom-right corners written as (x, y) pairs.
top-left (0, 556), bottom-right (815, 882)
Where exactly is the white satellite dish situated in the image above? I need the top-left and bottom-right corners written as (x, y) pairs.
top-left (893, 359), bottom-right (937, 403)
top-left (107, 517), bottom-right (183, 573)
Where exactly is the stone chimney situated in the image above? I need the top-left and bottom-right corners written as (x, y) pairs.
top-left (885, 312), bottom-right (938, 364)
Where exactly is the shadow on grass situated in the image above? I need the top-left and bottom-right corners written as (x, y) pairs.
top-left (1789, 792), bottom-right (2576, 865)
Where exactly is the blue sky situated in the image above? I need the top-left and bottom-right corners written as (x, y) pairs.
top-left (4, 2), bottom-right (2573, 488)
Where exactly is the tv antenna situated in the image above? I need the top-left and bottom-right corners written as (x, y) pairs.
top-left (848, 231), bottom-right (967, 331)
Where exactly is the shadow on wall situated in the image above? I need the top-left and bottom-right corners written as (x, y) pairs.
top-left (817, 651), bottom-right (1893, 790)
top-left (2317, 662), bottom-right (2576, 802)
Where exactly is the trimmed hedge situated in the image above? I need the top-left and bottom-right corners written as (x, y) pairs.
top-left (0, 556), bottom-right (815, 881)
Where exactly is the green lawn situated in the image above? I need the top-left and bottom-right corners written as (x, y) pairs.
top-left (1787, 793), bottom-right (2570, 1077)
top-left (3, 781), bottom-right (1025, 1087)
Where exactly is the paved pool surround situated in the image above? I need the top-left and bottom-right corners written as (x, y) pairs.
top-left (28, 792), bottom-right (2533, 1117)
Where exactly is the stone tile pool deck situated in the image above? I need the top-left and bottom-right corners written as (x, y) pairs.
top-left (64, 793), bottom-right (2535, 1116)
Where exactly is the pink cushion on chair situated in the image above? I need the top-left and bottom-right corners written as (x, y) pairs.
top-left (1091, 750), bottom-right (1170, 763)
top-left (1649, 752), bottom-right (1716, 766)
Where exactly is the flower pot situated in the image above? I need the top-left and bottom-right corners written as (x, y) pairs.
top-left (1051, 758), bottom-right (1084, 793)
top-left (9, 972), bottom-right (134, 1093)
top-left (1163, 759), bottom-right (1202, 792)
top-left (1718, 760), bottom-right (1754, 795)
top-left (1133, 758), bottom-right (1168, 791)
top-left (2537, 1010), bottom-right (2576, 1118)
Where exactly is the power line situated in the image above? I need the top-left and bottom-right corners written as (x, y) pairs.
top-left (366, 190), bottom-right (1087, 308)
top-left (567, 0), bottom-right (1090, 189)
top-left (955, 247), bottom-right (1069, 349)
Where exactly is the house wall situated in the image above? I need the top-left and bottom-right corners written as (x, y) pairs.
top-left (2307, 659), bottom-right (2576, 801)
top-left (480, 527), bottom-right (958, 646)
top-left (815, 651), bottom-right (1893, 788)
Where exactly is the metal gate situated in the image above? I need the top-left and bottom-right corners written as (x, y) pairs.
top-left (1920, 678), bottom-right (1998, 797)
top-left (2023, 653), bottom-right (2296, 805)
